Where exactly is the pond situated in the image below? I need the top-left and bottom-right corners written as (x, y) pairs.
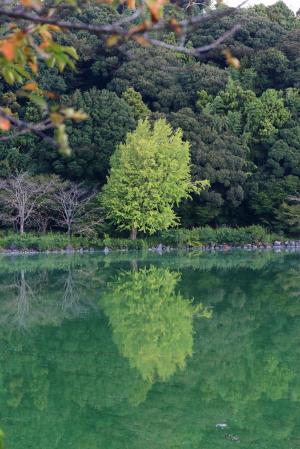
top-left (1, 250), bottom-right (300, 449)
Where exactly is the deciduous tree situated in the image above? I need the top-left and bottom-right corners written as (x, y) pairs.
top-left (101, 118), bottom-right (208, 239)
top-left (0, 172), bottom-right (54, 234)
top-left (52, 180), bottom-right (102, 236)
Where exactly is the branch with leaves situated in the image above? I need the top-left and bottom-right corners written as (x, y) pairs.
top-left (0, 0), bottom-right (246, 151)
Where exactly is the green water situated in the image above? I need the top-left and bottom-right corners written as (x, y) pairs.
top-left (1, 250), bottom-right (300, 449)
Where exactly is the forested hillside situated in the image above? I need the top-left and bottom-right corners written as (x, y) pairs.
top-left (0, 1), bottom-right (299, 234)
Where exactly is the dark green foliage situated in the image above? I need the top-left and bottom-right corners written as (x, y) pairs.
top-left (0, 225), bottom-right (279, 252)
top-left (52, 88), bottom-right (136, 182)
top-left (159, 225), bottom-right (279, 246)
top-left (168, 107), bottom-right (251, 225)
top-left (0, 1), bottom-right (299, 233)
top-left (277, 200), bottom-right (300, 235)
top-left (109, 48), bottom-right (227, 112)
top-left (189, 6), bottom-right (288, 64)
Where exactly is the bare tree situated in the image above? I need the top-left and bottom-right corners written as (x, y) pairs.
top-left (0, 173), bottom-right (55, 234)
top-left (52, 181), bottom-right (102, 236)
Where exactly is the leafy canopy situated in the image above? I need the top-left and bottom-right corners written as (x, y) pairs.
top-left (101, 119), bottom-right (208, 235)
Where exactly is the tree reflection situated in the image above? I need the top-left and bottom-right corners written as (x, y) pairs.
top-left (0, 259), bottom-right (103, 330)
top-left (61, 265), bottom-right (88, 316)
top-left (102, 266), bottom-right (211, 384)
top-left (0, 269), bottom-right (37, 330)
top-left (14, 269), bottom-right (35, 329)
top-left (0, 253), bottom-right (300, 449)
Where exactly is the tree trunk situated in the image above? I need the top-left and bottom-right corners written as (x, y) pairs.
top-left (131, 259), bottom-right (138, 271)
top-left (130, 227), bottom-right (137, 240)
top-left (20, 220), bottom-right (24, 234)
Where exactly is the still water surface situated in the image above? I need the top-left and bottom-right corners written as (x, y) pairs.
top-left (1, 250), bottom-right (300, 448)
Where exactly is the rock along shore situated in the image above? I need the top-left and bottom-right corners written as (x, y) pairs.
top-left (1, 240), bottom-right (300, 255)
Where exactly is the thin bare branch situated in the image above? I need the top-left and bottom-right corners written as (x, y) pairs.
top-left (0, 6), bottom-right (131, 36)
top-left (0, 1), bottom-right (248, 38)
top-left (147, 24), bottom-right (241, 55)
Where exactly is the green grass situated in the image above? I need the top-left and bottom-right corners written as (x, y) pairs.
top-left (0, 226), bottom-right (284, 252)
top-left (0, 232), bottom-right (102, 252)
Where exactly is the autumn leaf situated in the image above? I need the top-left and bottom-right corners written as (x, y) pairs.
top-left (44, 91), bottom-right (59, 99)
top-left (129, 21), bottom-right (151, 35)
top-left (0, 40), bottom-right (15, 61)
top-left (0, 117), bottom-right (11, 132)
top-left (127, 0), bottom-right (136, 8)
top-left (133, 35), bottom-right (150, 47)
top-left (21, 0), bottom-right (42, 11)
top-left (223, 49), bottom-right (240, 69)
top-left (50, 112), bottom-right (64, 125)
top-left (47, 25), bottom-right (62, 33)
top-left (29, 61), bottom-right (38, 73)
top-left (8, 23), bottom-right (18, 30)
top-left (106, 35), bottom-right (121, 47)
top-left (22, 81), bottom-right (38, 91)
top-left (169, 17), bottom-right (182, 34)
top-left (147, 0), bottom-right (167, 23)
top-left (39, 40), bottom-right (51, 50)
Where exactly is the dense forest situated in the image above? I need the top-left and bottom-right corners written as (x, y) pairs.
top-left (0, 1), bottom-right (299, 235)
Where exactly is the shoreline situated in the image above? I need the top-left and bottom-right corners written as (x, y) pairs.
top-left (1, 240), bottom-right (300, 256)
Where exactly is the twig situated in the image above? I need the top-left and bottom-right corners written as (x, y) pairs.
top-left (0, 109), bottom-right (54, 141)
top-left (147, 24), bottom-right (241, 55)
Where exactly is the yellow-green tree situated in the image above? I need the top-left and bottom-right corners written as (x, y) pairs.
top-left (101, 119), bottom-right (208, 239)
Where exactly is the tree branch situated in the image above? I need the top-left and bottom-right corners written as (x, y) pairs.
top-left (0, 110), bottom-right (54, 141)
top-left (147, 24), bottom-right (241, 55)
top-left (0, 6), bottom-right (131, 36)
top-left (0, 1), bottom-right (248, 39)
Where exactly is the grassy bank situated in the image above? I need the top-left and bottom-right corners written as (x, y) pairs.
top-left (0, 226), bottom-right (288, 253)
top-left (0, 232), bottom-right (101, 252)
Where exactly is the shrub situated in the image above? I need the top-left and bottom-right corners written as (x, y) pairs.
top-left (158, 225), bottom-right (279, 246)
top-left (0, 232), bottom-right (102, 252)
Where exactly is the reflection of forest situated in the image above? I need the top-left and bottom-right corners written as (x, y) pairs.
top-left (0, 251), bottom-right (300, 449)
top-left (0, 256), bottom-right (102, 329)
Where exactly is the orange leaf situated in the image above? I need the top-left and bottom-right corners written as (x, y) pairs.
top-left (129, 21), bottom-right (150, 35)
top-left (169, 17), bottom-right (181, 34)
top-left (133, 35), bottom-right (150, 47)
top-left (39, 40), bottom-right (50, 50)
top-left (44, 91), bottom-right (59, 99)
top-left (29, 61), bottom-right (38, 73)
top-left (0, 117), bottom-right (11, 132)
top-left (127, 0), bottom-right (136, 8)
top-left (147, 0), bottom-right (166, 23)
top-left (0, 40), bottom-right (15, 61)
top-left (47, 25), bottom-right (62, 33)
top-left (21, 0), bottom-right (42, 10)
top-left (223, 50), bottom-right (240, 69)
top-left (22, 81), bottom-right (38, 91)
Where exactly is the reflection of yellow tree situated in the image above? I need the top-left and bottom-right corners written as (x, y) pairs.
top-left (102, 266), bottom-right (211, 384)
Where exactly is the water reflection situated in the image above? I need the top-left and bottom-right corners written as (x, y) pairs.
top-left (102, 266), bottom-right (211, 385)
top-left (0, 252), bottom-right (299, 448)
top-left (0, 255), bottom-right (102, 329)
